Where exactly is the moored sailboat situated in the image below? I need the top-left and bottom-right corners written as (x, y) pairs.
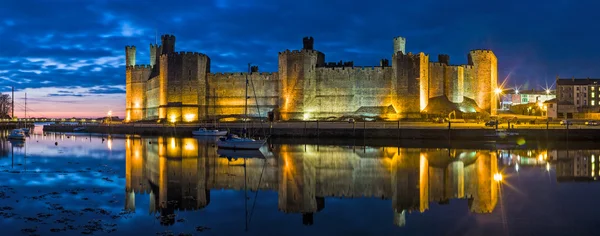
top-left (217, 63), bottom-right (267, 150)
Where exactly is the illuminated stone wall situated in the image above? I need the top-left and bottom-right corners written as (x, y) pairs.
top-left (159, 52), bottom-right (210, 122)
top-left (311, 67), bottom-right (395, 118)
top-left (125, 35), bottom-right (497, 121)
top-left (428, 62), bottom-right (445, 98)
top-left (445, 65), bottom-right (464, 103)
top-left (207, 72), bottom-right (280, 119)
top-left (469, 50), bottom-right (498, 115)
top-left (145, 77), bottom-right (160, 119)
top-left (392, 52), bottom-right (429, 116)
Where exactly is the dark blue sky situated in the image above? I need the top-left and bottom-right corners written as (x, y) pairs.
top-left (0, 0), bottom-right (599, 117)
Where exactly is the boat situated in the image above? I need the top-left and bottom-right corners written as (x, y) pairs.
top-left (217, 63), bottom-right (267, 150)
top-left (192, 127), bottom-right (227, 136)
top-left (217, 134), bottom-right (267, 150)
top-left (73, 127), bottom-right (87, 132)
top-left (8, 129), bottom-right (26, 140)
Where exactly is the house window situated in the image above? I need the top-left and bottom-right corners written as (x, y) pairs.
top-left (577, 87), bottom-right (580, 91)
top-left (549, 104), bottom-right (553, 108)
top-left (592, 100), bottom-right (596, 106)
top-left (592, 87), bottom-right (596, 91)
top-left (585, 93), bottom-right (587, 97)
top-left (593, 92), bottom-right (595, 98)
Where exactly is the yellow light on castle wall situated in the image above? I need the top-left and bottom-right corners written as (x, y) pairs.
top-left (303, 113), bottom-right (310, 120)
top-left (134, 102), bottom-right (140, 108)
top-left (494, 88), bottom-right (502, 95)
top-left (184, 114), bottom-right (195, 122)
top-left (493, 173), bottom-right (503, 182)
top-left (170, 115), bottom-right (176, 123)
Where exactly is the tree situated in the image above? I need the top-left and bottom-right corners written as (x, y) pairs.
top-left (0, 94), bottom-right (12, 119)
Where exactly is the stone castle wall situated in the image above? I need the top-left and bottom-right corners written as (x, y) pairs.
top-left (207, 72), bottom-right (280, 119)
top-left (124, 35), bottom-right (498, 122)
top-left (312, 66), bottom-right (394, 118)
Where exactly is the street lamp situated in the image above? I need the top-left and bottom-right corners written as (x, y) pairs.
top-left (494, 88), bottom-right (502, 95)
top-left (546, 89), bottom-right (551, 95)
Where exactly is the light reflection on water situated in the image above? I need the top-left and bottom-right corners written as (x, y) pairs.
top-left (0, 127), bottom-right (599, 235)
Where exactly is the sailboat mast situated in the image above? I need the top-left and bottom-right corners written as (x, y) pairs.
top-left (245, 63), bottom-right (249, 136)
top-left (24, 92), bottom-right (27, 126)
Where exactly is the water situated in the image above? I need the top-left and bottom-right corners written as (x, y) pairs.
top-left (1, 126), bottom-right (600, 235)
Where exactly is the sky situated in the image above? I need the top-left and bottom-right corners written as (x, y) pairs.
top-left (1, 0), bottom-right (600, 118)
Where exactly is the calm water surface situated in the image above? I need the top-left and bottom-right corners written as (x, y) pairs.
top-left (1, 126), bottom-right (600, 235)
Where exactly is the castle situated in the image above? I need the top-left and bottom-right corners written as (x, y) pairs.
top-left (125, 34), bottom-right (498, 122)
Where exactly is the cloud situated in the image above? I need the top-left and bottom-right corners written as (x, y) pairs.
top-left (0, 0), bottom-right (599, 118)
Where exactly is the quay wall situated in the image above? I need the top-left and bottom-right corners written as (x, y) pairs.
top-left (43, 124), bottom-right (597, 141)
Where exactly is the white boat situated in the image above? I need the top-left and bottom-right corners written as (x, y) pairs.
top-left (192, 128), bottom-right (227, 136)
top-left (217, 134), bottom-right (266, 150)
top-left (8, 129), bottom-right (26, 140)
top-left (73, 127), bottom-right (87, 132)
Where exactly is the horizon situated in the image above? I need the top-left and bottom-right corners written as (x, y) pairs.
top-left (2, 0), bottom-right (600, 118)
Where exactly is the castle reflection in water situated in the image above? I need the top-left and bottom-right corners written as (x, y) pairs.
top-left (124, 137), bottom-right (509, 227)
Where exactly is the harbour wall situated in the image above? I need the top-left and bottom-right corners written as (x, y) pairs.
top-left (43, 124), bottom-right (597, 141)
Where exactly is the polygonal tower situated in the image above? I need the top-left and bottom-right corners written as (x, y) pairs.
top-left (278, 36), bottom-right (323, 120)
top-left (468, 50), bottom-right (498, 115)
top-left (393, 36), bottom-right (406, 55)
top-left (161, 35), bottom-right (176, 54)
top-left (125, 46), bottom-right (136, 66)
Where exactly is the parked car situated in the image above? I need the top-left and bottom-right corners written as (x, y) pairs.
top-left (485, 120), bottom-right (499, 127)
top-left (585, 120), bottom-right (598, 126)
top-left (560, 120), bottom-right (572, 125)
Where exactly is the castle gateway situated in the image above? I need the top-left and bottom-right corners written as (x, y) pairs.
top-left (125, 35), bottom-right (497, 122)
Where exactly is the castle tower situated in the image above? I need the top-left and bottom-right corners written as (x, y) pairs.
top-left (468, 50), bottom-right (498, 115)
top-left (125, 45), bottom-right (151, 121)
top-left (278, 37), bottom-right (321, 120)
top-left (161, 35), bottom-right (176, 54)
top-left (150, 44), bottom-right (158, 67)
top-left (125, 46), bottom-right (136, 66)
top-left (392, 51), bottom-right (429, 116)
top-left (393, 36), bottom-right (406, 55)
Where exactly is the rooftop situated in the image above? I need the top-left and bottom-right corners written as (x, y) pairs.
top-left (557, 78), bottom-right (600, 86)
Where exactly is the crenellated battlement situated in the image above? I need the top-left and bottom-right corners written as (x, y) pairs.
top-left (469, 49), bottom-right (494, 54)
top-left (209, 72), bottom-right (277, 77)
top-left (317, 66), bottom-right (390, 72)
top-left (125, 45), bottom-right (136, 50)
top-left (159, 51), bottom-right (208, 58)
top-left (278, 49), bottom-right (319, 56)
top-left (161, 34), bottom-right (176, 40)
top-left (126, 64), bottom-right (153, 70)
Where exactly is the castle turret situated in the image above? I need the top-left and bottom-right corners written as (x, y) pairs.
top-left (302, 37), bottom-right (314, 50)
top-left (161, 35), bottom-right (176, 54)
top-left (468, 50), bottom-right (498, 115)
top-left (150, 44), bottom-right (158, 67)
top-left (393, 36), bottom-right (406, 55)
top-left (125, 46), bottom-right (136, 66)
